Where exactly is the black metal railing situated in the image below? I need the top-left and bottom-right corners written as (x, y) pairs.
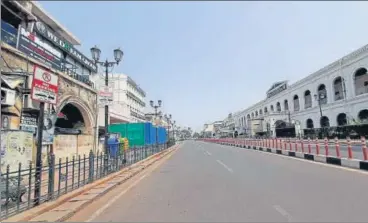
top-left (303, 124), bottom-right (368, 139)
top-left (0, 143), bottom-right (168, 220)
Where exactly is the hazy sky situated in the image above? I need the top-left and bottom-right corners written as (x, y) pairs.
top-left (41, 1), bottom-right (368, 132)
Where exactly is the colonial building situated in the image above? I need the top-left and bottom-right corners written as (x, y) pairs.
top-left (219, 113), bottom-right (235, 137)
top-left (97, 73), bottom-right (146, 130)
top-left (1, 1), bottom-right (98, 168)
top-left (234, 44), bottom-right (368, 138)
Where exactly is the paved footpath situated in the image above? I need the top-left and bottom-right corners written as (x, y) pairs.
top-left (74, 140), bottom-right (368, 222)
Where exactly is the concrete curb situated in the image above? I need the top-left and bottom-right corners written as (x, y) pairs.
top-left (3, 146), bottom-right (178, 222)
top-left (215, 142), bottom-right (368, 171)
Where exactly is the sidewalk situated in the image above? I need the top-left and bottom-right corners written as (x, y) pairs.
top-left (2, 145), bottom-right (178, 222)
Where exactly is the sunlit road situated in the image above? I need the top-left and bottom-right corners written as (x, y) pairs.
top-left (89, 140), bottom-right (368, 222)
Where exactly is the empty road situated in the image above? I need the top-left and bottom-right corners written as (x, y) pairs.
top-left (85, 140), bottom-right (368, 222)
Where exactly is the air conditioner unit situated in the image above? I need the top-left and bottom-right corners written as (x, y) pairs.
top-left (22, 94), bottom-right (40, 109)
top-left (1, 88), bottom-right (16, 106)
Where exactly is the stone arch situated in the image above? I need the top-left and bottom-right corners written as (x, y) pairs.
top-left (56, 96), bottom-right (95, 134)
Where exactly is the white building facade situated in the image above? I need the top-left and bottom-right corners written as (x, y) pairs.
top-left (234, 44), bottom-right (368, 137)
top-left (97, 73), bottom-right (146, 127)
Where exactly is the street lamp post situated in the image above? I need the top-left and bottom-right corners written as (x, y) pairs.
top-left (150, 100), bottom-right (162, 150)
top-left (314, 93), bottom-right (326, 137)
top-left (164, 114), bottom-right (176, 147)
top-left (90, 45), bottom-right (124, 172)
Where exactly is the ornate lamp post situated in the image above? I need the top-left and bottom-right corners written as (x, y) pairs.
top-left (90, 45), bottom-right (123, 171)
top-left (150, 100), bottom-right (162, 146)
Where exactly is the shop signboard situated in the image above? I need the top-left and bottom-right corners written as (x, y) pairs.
top-left (17, 27), bottom-right (63, 71)
top-left (34, 21), bottom-right (97, 73)
top-left (31, 65), bottom-right (59, 105)
top-left (1, 20), bottom-right (17, 47)
top-left (20, 113), bottom-right (38, 133)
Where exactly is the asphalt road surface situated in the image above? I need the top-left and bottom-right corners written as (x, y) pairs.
top-left (89, 140), bottom-right (368, 222)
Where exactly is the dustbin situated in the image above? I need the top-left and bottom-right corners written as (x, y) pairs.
top-left (107, 138), bottom-right (119, 158)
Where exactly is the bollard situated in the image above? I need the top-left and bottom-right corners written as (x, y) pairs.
top-left (301, 139), bottom-right (304, 153)
top-left (308, 137), bottom-right (311, 154)
top-left (362, 136), bottom-right (368, 161)
top-left (295, 138), bottom-right (298, 152)
top-left (315, 138), bottom-right (320, 155)
top-left (335, 137), bottom-right (340, 158)
top-left (324, 137), bottom-right (329, 156)
top-left (346, 137), bottom-right (353, 159)
top-left (289, 138), bottom-right (292, 151)
top-left (284, 139), bottom-right (287, 150)
top-left (272, 139), bottom-right (274, 148)
top-left (280, 138), bottom-right (283, 150)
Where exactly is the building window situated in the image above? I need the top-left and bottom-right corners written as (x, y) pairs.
top-left (304, 90), bottom-right (312, 109)
top-left (276, 102), bottom-right (281, 112)
top-left (333, 76), bottom-right (345, 101)
top-left (284, 99), bottom-right (289, 111)
top-left (317, 84), bottom-right (327, 105)
top-left (306, 119), bottom-right (314, 129)
top-left (293, 95), bottom-right (300, 111)
top-left (354, 68), bottom-right (368, 96)
top-left (336, 113), bottom-right (347, 126)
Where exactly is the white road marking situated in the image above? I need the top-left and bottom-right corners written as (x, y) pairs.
top-left (86, 174), bottom-right (147, 222)
top-left (249, 148), bottom-right (368, 175)
top-left (216, 159), bottom-right (233, 173)
top-left (273, 205), bottom-right (293, 222)
top-left (205, 150), bottom-right (212, 156)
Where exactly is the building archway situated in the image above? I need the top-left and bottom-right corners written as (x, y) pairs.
top-left (336, 113), bottom-right (347, 126)
top-left (320, 116), bottom-right (330, 128)
top-left (358, 109), bottom-right (368, 123)
top-left (306, 118), bottom-right (314, 129)
top-left (274, 119), bottom-right (295, 137)
top-left (55, 103), bottom-right (85, 134)
top-left (275, 120), bottom-right (287, 129)
top-left (55, 97), bottom-right (94, 135)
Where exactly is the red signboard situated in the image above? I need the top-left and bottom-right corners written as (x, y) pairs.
top-left (31, 65), bottom-right (59, 104)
